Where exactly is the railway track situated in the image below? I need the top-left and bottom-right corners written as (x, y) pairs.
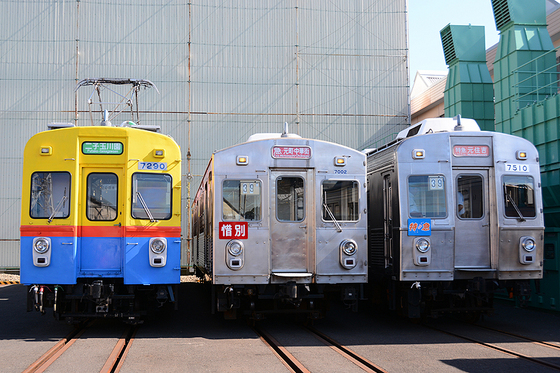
top-left (22, 320), bottom-right (138, 373)
top-left (253, 324), bottom-right (388, 373)
top-left (424, 321), bottom-right (560, 371)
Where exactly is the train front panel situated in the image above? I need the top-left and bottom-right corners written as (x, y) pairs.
top-left (194, 133), bottom-right (367, 317)
top-left (21, 126), bottom-right (182, 319)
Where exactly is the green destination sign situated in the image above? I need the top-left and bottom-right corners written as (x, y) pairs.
top-left (82, 142), bottom-right (123, 155)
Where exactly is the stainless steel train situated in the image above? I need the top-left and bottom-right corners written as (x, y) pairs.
top-left (192, 124), bottom-right (368, 319)
top-left (366, 116), bottom-right (544, 318)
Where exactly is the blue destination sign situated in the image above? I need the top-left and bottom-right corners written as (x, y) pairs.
top-left (407, 218), bottom-right (431, 236)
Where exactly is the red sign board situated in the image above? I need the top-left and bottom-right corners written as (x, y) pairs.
top-left (453, 145), bottom-right (489, 157)
top-left (219, 222), bottom-right (248, 240)
top-left (272, 146), bottom-right (311, 159)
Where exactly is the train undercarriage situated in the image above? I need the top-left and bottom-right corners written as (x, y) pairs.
top-left (210, 282), bottom-right (362, 320)
top-left (375, 278), bottom-right (532, 320)
top-left (27, 279), bottom-right (178, 323)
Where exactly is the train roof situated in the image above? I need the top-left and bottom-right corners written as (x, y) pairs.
top-left (396, 116), bottom-right (480, 140)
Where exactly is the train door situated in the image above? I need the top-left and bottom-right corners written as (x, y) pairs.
top-left (270, 170), bottom-right (313, 274)
top-left (383, 174), bottom-right (393, 267)
top-left (80, 167), bottom-right (124, 275)
top-left (453, 170), bottom-right (490, 268)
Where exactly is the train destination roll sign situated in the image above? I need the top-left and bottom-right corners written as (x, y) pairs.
top-left (82, 142), bottom-right (124, 155)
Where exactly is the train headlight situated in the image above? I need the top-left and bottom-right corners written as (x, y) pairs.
top-left (340, 239), bottom-right (357, 256)
top-left (522, 237), bottom-right (536, 252)
top-left (227, 240), bottom-right (244, 256)
top-left (150, 238), bottom-right (167, 254)
top-left (33, 237), bottom-right (50, 254)
top-left (415, 238), bottom-right (430, 253)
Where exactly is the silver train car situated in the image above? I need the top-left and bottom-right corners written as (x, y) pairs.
top-left (366, 117), bottom-right (544, 318)
top-left (192, 125), bottom-right (367, 318)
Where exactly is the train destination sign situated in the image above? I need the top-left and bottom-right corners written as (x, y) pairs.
top-left (219, 222), bottom-right (248, 240)
top-left (82, 142), bottom-right (123, 155)
top-left (407, 218), bottom-right (431, 236)
top-left (272, 146), bottom-right (311, 159)
top-left (452, 145), bottom-right (489, 157)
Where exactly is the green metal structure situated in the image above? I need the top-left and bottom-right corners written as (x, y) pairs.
top-left (492, 0), bottom-right (560, 311)
top-left (440, 24), bottom-right (495, 130)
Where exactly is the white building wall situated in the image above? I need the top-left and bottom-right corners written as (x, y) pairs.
top-left (0, 0), bottom-right (409, 270)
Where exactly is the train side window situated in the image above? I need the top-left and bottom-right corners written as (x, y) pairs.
top-left (503, 175), bottom-right (536, 218)
top-left (457, 175), bottom-right (483, 219)
top-left (132, 173), bottom-right (172, 220)
top-left (408, 175), bottom-right (446, 218)
top-left (87, 173), bottom-right (118, 221)
top-left (321, 180), bottom-right (359, 221)
top-left (30, 172), bottom-right (71, 219)
top-left (222, 180), bottom-right (261, 221)
top-left (277, 177), bottom-right (304, 222)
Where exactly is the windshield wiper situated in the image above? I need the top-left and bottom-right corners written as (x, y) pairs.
top-left (136, 191), bottom-right (157, 222)
top-left (323, 198), bottom-right (342, 232)
top-left (48, 195), bottom-right (67, 223)
top-left (505, 187), bottom-right (526, 222)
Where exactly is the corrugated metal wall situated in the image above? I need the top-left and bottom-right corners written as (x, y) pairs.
top-left (0, 0), bottom-right (409, 270)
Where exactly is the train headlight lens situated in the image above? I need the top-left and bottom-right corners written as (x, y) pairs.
top-left (33, 237), bottom-right (50, 254)
top-left (522, 237), bottom-right (536, 252)
top-left (516, 151), bottom-right (528, 160)
top-left (150, 238), bottom-right (166, 254)
top-left (416, 238), bottom-right (430, 253)
top-left (227, 240), bottom-right (244, 256)
top-left (340, 239), bottom-right (357, 255)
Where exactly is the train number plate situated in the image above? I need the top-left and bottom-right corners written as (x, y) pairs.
top-left (138, 162), bottom-right (167, 170)
top-left (505, 164), bottom-right (529, 172)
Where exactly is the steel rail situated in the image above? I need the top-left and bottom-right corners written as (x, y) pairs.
top-left (425, 324), bottom-right (560, 371)
top-left (100, 325), bottom-right (139, 373)
top-left (22, 321), bottom-right (91, 373)
top-left (306, 326), bottom-right (389, 373)
top-left (252, 326), bottom-right (311, 373)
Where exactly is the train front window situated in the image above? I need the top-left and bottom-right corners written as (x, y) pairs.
top-left (503, 175), bottom-right (536, 218)
top-left (222, 180), bottom-right (261, 221)
top-left (132, 173), bottom-right (172, 220)
top-left (87, 173), bottom-right (118, 221)
top-left (277, 177), bottom-right (304, 222)
top-left (408, 175), bottom-right (446, 218)
top-left (30, 172), bottom-right (71, 219)
top-left (322, 180), bottom-right (359, 221)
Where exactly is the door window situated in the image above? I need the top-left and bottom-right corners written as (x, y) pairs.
top-left (87, 173), bottom-right (118, 221)
top-left (276, 176), bottom-right (304, 222)
top-left (457, 175), bottom-right (483, 219)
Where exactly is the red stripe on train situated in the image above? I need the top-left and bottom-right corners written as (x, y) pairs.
top-left (20, 225), bottom-right (181, 238)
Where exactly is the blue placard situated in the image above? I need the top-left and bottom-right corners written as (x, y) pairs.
top-left (407, 218), bottom-right (431, 236)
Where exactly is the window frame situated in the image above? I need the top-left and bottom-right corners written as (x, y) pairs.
top-left (131, 172), bottom-right (173, 221)
top-left (86, 172), bottom-right (119, 222)
top-left (320, 179), bottom-right (360, 222)
top-left (29, 171), bottom-right (71, 219)
top-left (407, 174), bottom-right (448, 219)
top-left (221, 179), bottom-right (262, 222)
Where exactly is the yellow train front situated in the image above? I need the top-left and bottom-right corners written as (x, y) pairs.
top-left (20, 123), bottom-right (182, 322)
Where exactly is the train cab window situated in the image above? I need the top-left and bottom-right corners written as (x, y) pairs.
top-left (87, 173), bottom-right (118, 221)
top-left (457, 175), bottom-right (483, 219)
top-left (277, 177), bottom-right (304, 222)
top-left (222, 180), bottom-right (261, 221)
top-left (503, 175), bottom-right (536, 218)
top-left (30, 172), bottom-right (71, 219)
top-left (132, 173), bottom-right (172, 220)
top-left (321, 180), bottom-right (359, 221)
top-left (408, 175), bottom-right (446, 218)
